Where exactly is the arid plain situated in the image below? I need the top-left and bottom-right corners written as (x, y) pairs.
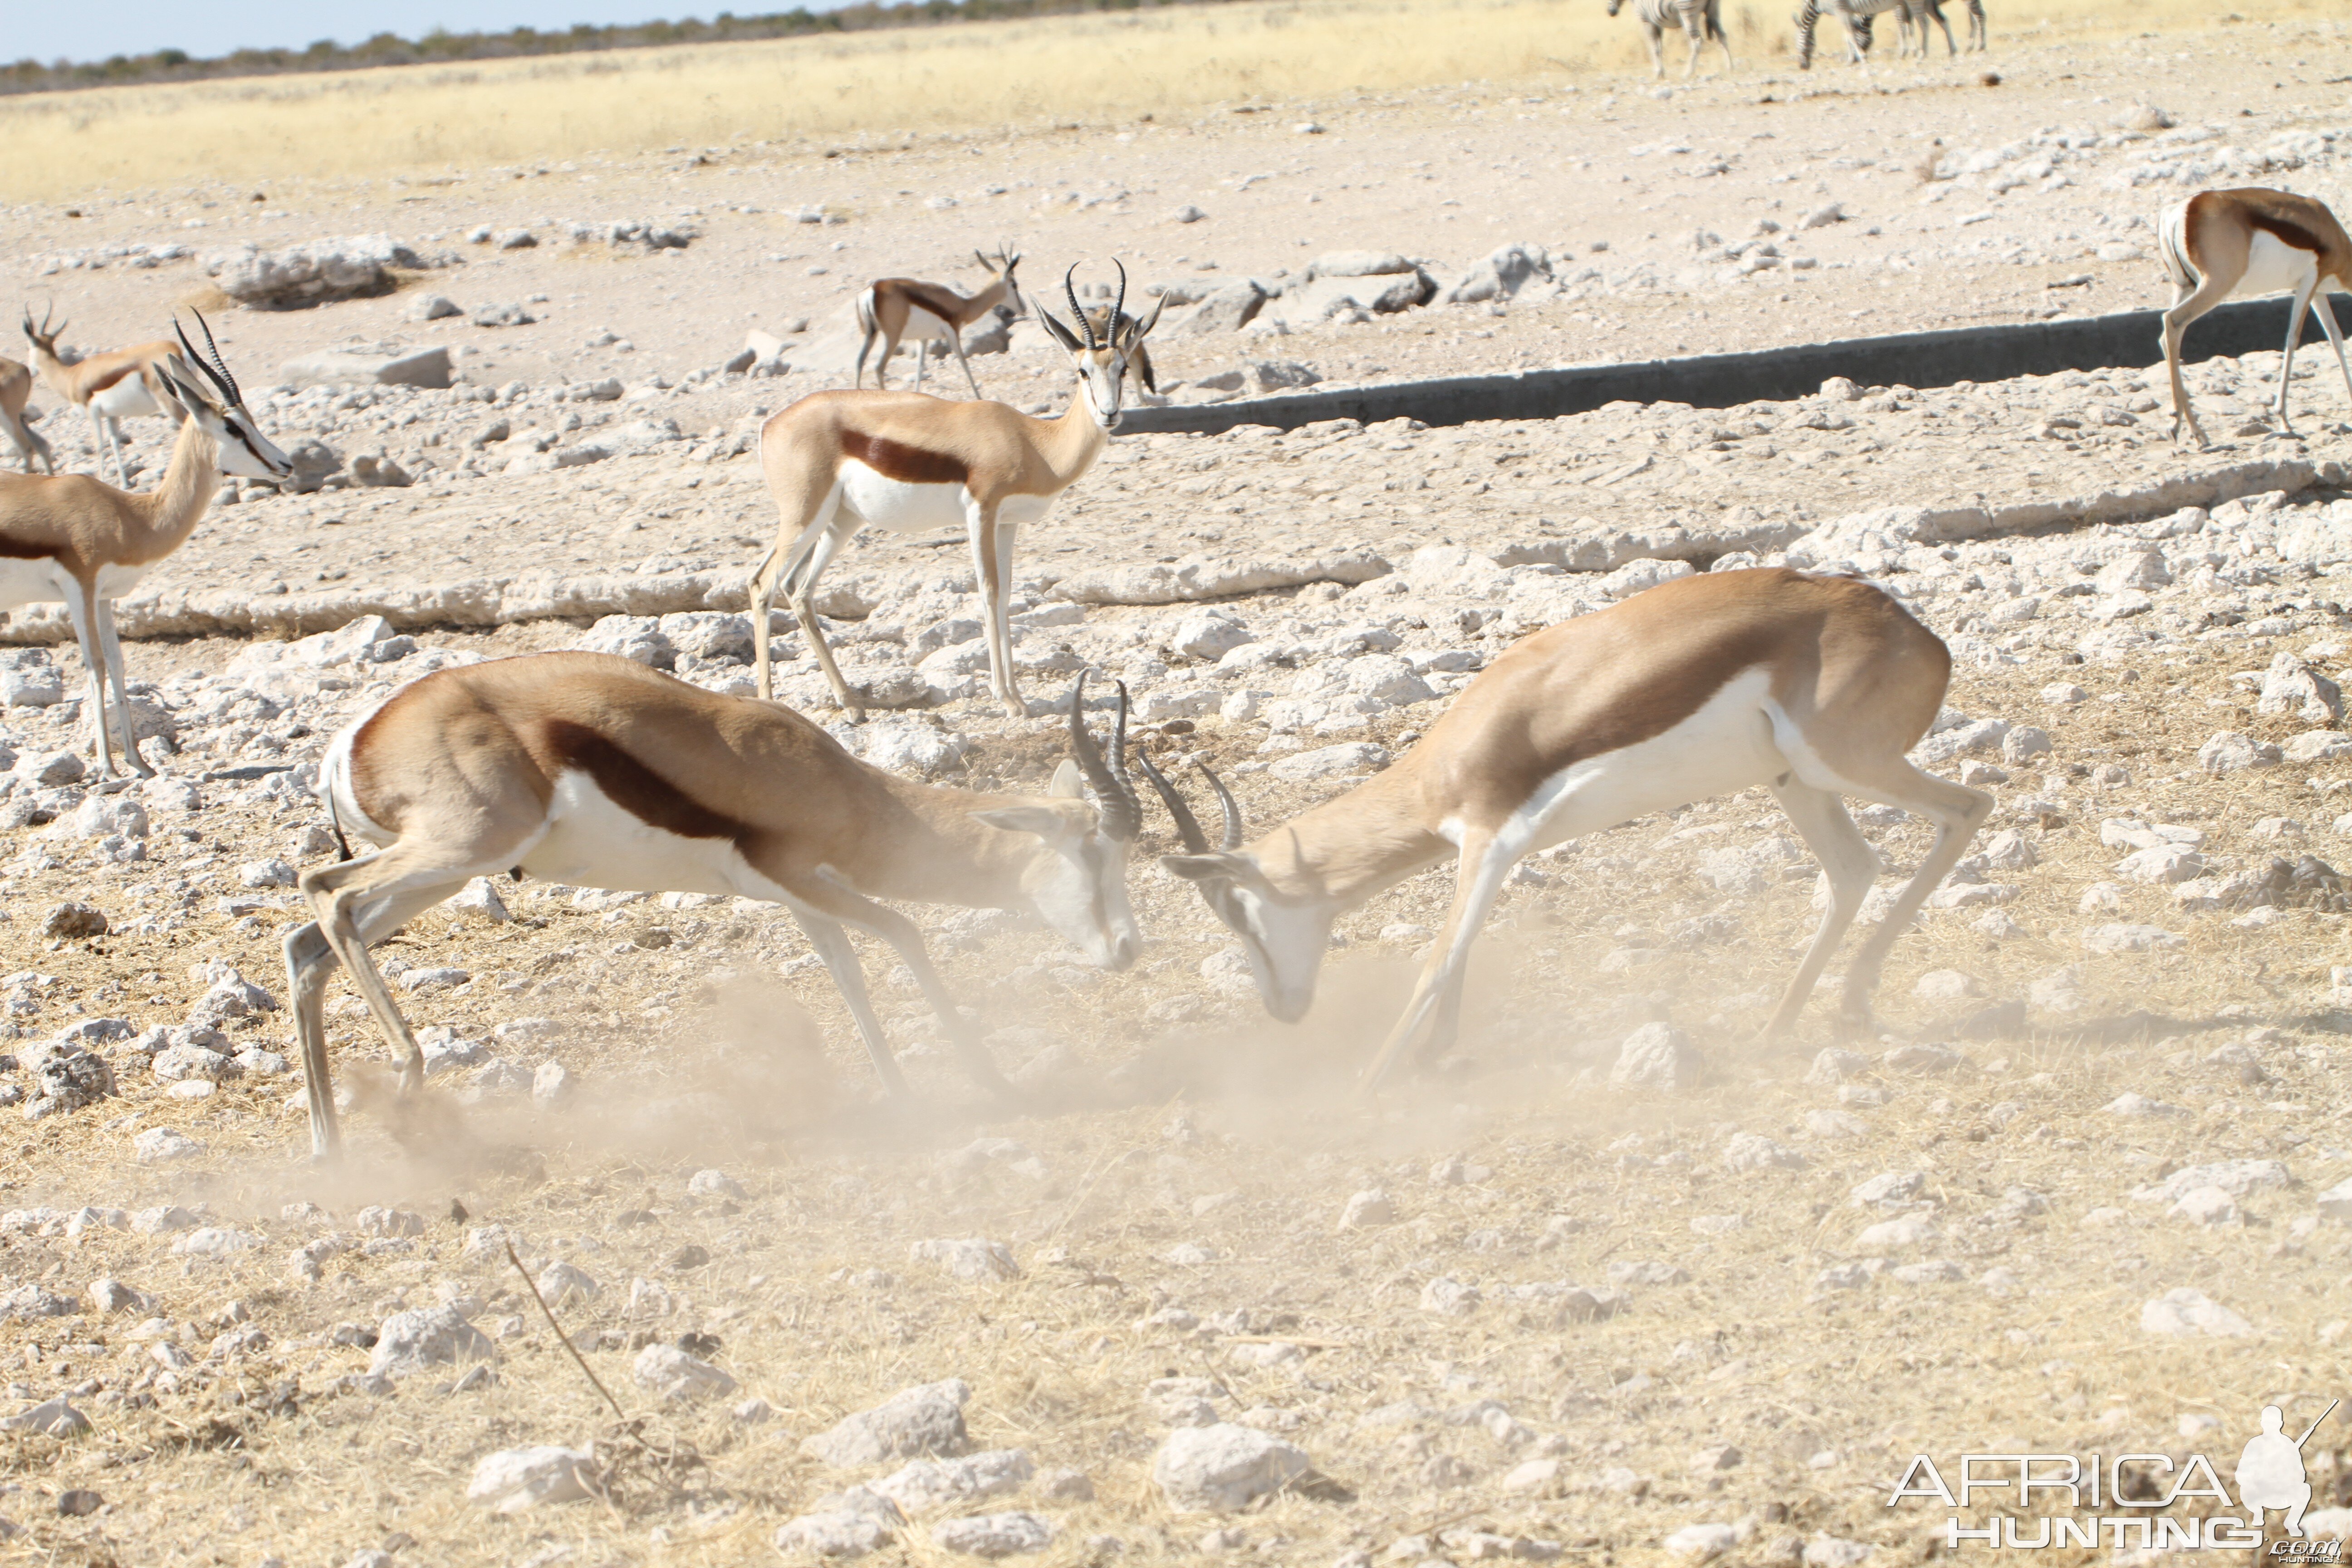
top-left (4, 7), bottom-right (2352, 1567)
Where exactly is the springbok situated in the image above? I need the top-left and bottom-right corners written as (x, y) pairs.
top-left (0, 354), bottom-right (54, 474)
top-left (0, 316), bottom-right (291, 777)
top-left (2156, 187), bottom-right (2352, 449)
top-left (1608, 0), bottom-right (1734, 79)
top-left (289, 667), bottom-right (1145, 1159)
top-left (750, 263), bottom-right (1164, 721)
top-left (853, 244), bottom-right (1026, 397)
top-left (1146, 568), bottom-right (1990, 1088)
top-left (20, 304), bottom-right (178, 487)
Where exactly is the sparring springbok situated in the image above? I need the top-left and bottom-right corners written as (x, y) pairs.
top-left (21, 305), bottom-right (178, 487)
top-left (2156, 187), bottom-right (2352, 449)
top-left (289, 665), bottom-right (1144, 1159)
top-left (853, 244), bottom-right (1026, 397)
top-left (1145, 569), bottom-right (1990, 1088)
top-left (1608, 0), bottom-right (1734, 80)
top-left (0, 354), bottom-right (54, 474)
top-left (0, 316), bottom-right (291, 778)
top-left (751, 263), bottom-right (1164, 721)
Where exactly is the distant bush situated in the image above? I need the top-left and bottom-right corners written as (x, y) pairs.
top-left (0, 0), bottom-right (1231, 98)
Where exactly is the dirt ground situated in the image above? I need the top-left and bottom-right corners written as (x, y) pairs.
top-left (5, 18), bottom-right (2352, 1568)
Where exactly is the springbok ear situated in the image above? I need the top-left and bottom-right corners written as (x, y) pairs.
top-left (973, 805), bottom-right (1071, 839)
top-left (1128, 291), bottom-right (1170, 341)
top-left (1035, 309), bottom-right (1082, 352)
top-left (149, 359), bottom-right (202, 421)
top-left (1047, 759), bottom-right (1083, 799)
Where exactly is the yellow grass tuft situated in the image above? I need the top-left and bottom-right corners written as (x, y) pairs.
top-left (0, 0), bottom-right (2337, 199)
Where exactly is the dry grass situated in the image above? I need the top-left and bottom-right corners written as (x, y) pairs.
top-left (0, 0), bottom-right (2341, 200)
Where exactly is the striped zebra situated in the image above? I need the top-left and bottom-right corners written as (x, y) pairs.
top-left (1607, 0), bottom-right (1735, 80)
top-left (1794, 0), bottom-right (1985, 68)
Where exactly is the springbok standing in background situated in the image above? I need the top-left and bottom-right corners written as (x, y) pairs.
top-left (1146, 569), bottom-right (1990, 1088)
top-left (0, 315), bottom-right (291, 776)
top-left (752, 263), bottom-right (1164, 721)
top-left (853, 244), bottom-right (1026, 397)
top-left (2156, 186), bottom-right (2352, 448)
top-left (20, 304), bottom-right (179, 486)
top-left (1608, 0), bottom-right (1734, 78)
top-left (290, 666), bottom-right (1146, 1159)
top-left (0, 355), bottom-right (53, 474)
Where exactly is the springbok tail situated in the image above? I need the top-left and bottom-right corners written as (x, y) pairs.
top-left (854, 287), bottom-right (879, 337)
top-left (2156, 204), bottom-right (2198, 290)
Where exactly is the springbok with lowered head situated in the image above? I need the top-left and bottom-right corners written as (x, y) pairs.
top-left (0, 354), bottom-right (53, 474)
top-left (750, 262), bottom-right (1164, 721)
top-left (1146, 568), bottom-right (1990, 1088)
top-left (20, 304), bottom-right (178, 486)
top-left (2156, 186), bottom-right (2352, 448)
top-left (0, 315), bottom-right (291, 777)
top-left (854, 243), bottom-right (1026, 397)
top-left (289, 665), bottom-right (1145, 1159)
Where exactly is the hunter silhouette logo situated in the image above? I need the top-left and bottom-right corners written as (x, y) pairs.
top-left (1887, 1398), bottom-right (2343, 1553)
top-left (2238, 1402), bottom-right (2337, 1540)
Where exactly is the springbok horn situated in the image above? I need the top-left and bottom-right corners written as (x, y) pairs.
top-left (1110, 257), bottom-right (1127, 339)
top-left (1106, 679), bottom-right (1141, 842)
top-left (1196, 760), bottom-right (1245, 850)
top-left (1063, 264), bottom-right (1097, 350)
top-left (1135, 749), bottom-right (1210, 853)
top-left (173, 318), bottom-right (231, 406)
top-left (186, 307), bottom-right (241, 404)
top-left (1067, 674), bottom-right (1137, 841)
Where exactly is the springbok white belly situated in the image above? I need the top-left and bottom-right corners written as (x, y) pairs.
top-left (519, 770), bottom-right (796, 903)
top-left (0, 557), bottom-right (75, 612)
top-left (900, 305), bottom-right (958, 344)
top-left (836, 463), bottom-right (1059, 537)
top-left (2237, 230), bottom-right (2319, 300)
top-left (1480, 667), bottom-right (1788, 853)
top-left (89, 376), bottom-right (163, 422)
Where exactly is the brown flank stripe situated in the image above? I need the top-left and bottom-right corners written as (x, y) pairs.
top-left (844, 431), bottom-right (969, 487)
top-left (541, 720), bottom-right (753, 843)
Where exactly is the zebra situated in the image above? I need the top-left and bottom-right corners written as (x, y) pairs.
top-left (1793, 0), bottom-right (1985, 68)
top-left (1607, 0), bottom-right (1735, 80)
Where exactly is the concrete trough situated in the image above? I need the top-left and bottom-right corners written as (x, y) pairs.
top-left (1123, 294), bottom-right (2352, 437)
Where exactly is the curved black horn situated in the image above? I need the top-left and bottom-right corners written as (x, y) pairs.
top-left (1110, 258), bottom-right (1127, 339)
top-left (186, 307), bottom-right (240, 404)
top-left (1196, 760), bottom-right (1245, 850)
top-left (172, 317), bottom-right (230, 406)
top-left (1063, 264), bottom-right (1098, 350)
top-left (1067, 674), bottom-right (1136, 840)
top-left (1106, 679), bottom-right (1141, 842)
top-left (1135, 748), bottom-right (1210, 853)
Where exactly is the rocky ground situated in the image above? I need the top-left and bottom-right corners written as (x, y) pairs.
top-left (6, 20), bottom-right (2352, 1568)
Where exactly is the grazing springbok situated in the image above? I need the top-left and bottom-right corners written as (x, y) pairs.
top-left (20, 304), bottom-right (178, 486)
top-left (0, 354), bottom-right (53, 474)
top-left (289, 666), bottom-right (1145, 1159)
top-left (750, 263), bottom-right (1164, 721)
top-left (0, 316), bottom-right (291, 777)
top-left (853, 244), bottom-right (1026, 397)
top-left (1145, 569), bottom-right (1990, 1088)
top-left (1608, 0), bottom-right (1734, 79)
top-left (2156, 187), bottom-right (2352, 448)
